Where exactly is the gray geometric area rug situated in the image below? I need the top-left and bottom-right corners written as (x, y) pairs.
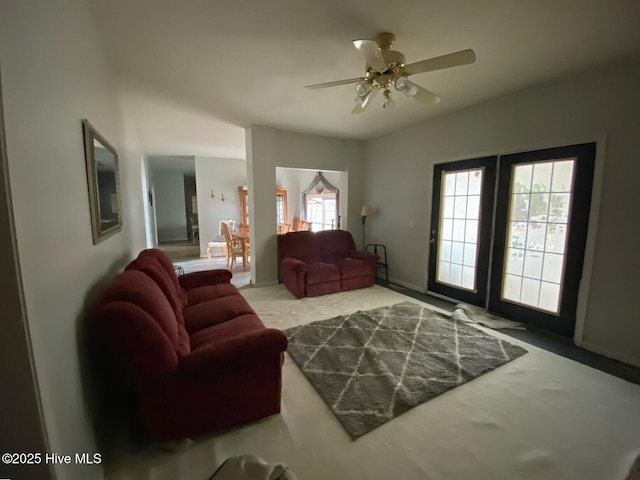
top-left (283, 302), bottom-right (527, 440)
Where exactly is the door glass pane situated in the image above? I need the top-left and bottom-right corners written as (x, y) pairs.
top-left (437, 168), bottom-right (484, 291)
top-left (466, 195), bottom-right (480, 219)
top-left (501, 159), bottom-right (575, 313)
top-left (506, 248), bottom-right (524, 275)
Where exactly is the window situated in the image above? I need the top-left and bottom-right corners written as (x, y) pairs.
top-left (306, 192), bottom-right (337, 231)
top-left (276, 187), bottom-right (288, 225)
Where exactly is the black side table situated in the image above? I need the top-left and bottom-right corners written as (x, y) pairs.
top-left (365, 243), bottom-right (389, 284)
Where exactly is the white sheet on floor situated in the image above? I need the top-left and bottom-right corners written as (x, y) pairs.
top-left (452, 302), bottom-right (526, 330)
top-left (104, 284), bottom-right (640, 480)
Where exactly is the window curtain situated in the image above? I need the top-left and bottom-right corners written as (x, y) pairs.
top-left (301, 171), bottom-right (340, 228)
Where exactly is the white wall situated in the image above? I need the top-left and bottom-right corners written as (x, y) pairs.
top-left (275, 167), bottom-right (300, 224)
top-left (246, 127), bottom-right (365, 285)
top-left (0, 1), bottom-right (144, 479)
top-left (366, 54), bottom-right (640, 366)
top-left (0, 65), bottom-right (51, 480)
top-left (194, 156), bottom-right (246, 257)
top-left (153, 171), bottom-right (187, 242)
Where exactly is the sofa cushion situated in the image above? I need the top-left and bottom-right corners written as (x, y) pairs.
top-left (139, 249), bottom-right (188, 305)
top-left (187, 283), bottom-right (240, 306)
top-left (183, 294), bottom-right (256, 334)
top-left (278, 231), bottom-right (322, 264)
top-left (306, 262), bottom-right (341, 285)
top-left (94, 301), bottom-right (180, 383)
top-left (190, 314), bottom-right (266, 351)
top-left (126, 256), bottom-right (186, 325)
top-left (335, 258), bottom-right (371, 279)
top-left (317, 230), bottom-right (356, 264)
top-left (99, 270), bottom-right (190, 357)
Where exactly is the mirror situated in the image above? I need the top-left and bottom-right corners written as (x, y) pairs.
top-left (82, 119), bottom-right (122, 244)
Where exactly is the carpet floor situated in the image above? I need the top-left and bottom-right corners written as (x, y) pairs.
top-left (104, 284), bottom-right (640, 480)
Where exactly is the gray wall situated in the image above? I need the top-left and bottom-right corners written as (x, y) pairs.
top-left (154, 170), bottom-right (188, 242)
top-left (246, 127), bottom-right (365, 285)
top-left (0, 1), bottom-right (145, 478)
top-left (365, 54), bottom-right (640, 366)
top-left (194, 156), bottom-right (247, 257)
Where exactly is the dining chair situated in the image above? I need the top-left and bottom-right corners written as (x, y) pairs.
top-left (277, 223), bottom-right (291, 234)
top-left (293, 219), bottom-right (309, 232)
top-left (221, 221), bottom-right (246, 270)
top-left (298, 220), bottom-right (310, 231)
top-left (190, 216), bottom-right (199, 244)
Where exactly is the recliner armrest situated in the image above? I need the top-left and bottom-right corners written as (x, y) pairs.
top-left (178, 329), bottom-right (288, 377)
top-left (178, 269), bottom-right (233, 291)
top-left (351, 251), bottom-right (379, 262)
top-left (281, 257), bottom-right (308, 273)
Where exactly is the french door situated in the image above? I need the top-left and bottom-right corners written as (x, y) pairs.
top-left (427, 156), bottom-right (496, 307)
top-left (427, 143), bottom-right (596, 337)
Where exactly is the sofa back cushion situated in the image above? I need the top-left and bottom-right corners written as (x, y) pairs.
top-left (278, 231), bottom-right (322, 265)
top-left (125, 256), bottom-right (186, 325)
top-left (138, 248), bottom-right (188, 306)
top-left (317, 230), bottom-right (357, 264)
top-left (96, 270), bottom-right (190, 381)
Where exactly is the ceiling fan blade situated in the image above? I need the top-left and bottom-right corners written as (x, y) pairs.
top-left (305, 77), bottom-right (365, 89)
top-left (352, 88), bottom-right (379, 114)
top-left (411, 85), bottom-right (442, 105)
top-left (404, 49), bottom-right (476, 76)
top-left (352, 39), bottom-right (387, 71)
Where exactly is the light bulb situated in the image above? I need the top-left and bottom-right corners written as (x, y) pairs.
top-left (355, 79), bottom-right (372, 97)
top-left (394, 76), bottom-right (409, 91)
top-left (403, 83), bottom-right (419, 98)
top-left (395, 75), bottom-right (419, 98)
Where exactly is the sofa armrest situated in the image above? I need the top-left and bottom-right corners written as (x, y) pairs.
top-left (351, 251), bottom-right (379, 263)
top-left (178, 328), bottom-right (288, 377)
top-left (280, 257), bottom-right (308, 298)
top-left (178, 269), bottom-right (233, 291)
top-left (350, 251), bottom-right (379, 283)
top-left (281, 257), bottom-right (308, 273)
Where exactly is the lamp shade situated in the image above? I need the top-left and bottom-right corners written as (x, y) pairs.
top-left (361, 205), bottom-right (372, 216)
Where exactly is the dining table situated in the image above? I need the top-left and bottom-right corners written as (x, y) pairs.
top-left (232, 230), bottom-right (251, 270)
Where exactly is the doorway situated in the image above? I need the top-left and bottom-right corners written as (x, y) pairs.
top-left (427, 143), bottom-right (596, 337)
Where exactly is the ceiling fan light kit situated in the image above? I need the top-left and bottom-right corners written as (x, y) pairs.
top-left (394, 76), bottom-right (419, 98)
top-left (305, 32), bottom-right (476, 114)
top-left (382, 89), bottom-right (395, 109)
top-left (355, 79), bottom-right (373, 97)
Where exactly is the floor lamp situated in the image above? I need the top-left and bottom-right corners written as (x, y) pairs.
top-left (360, 205), bottom-right (371, 250)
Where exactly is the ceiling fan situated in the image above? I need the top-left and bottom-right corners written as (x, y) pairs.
top-left (305, 32), bottom-right (476, 114)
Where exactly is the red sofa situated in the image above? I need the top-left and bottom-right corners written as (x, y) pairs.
top-left (278, 230), bottom-right (379, 298)
top-left (93, 248), bottom-right (288, 441)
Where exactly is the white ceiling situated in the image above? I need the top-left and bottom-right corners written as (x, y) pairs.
top-left (89, 0), bottom-right (640, 158)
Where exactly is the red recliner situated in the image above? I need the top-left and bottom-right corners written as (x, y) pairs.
top-left (278, 230), bottom-right (379, 298)
top-left (93, 249), bottom-right (287, 441)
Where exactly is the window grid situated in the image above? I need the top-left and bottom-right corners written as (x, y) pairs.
top-left (306, 193), bottom-right (337, 231)
top-left (437, 168), bottom-right (483, 291)
top-left (502, 160), bottom-right (575, 313)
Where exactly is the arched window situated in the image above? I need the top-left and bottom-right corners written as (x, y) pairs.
top-left (302, 172), bottom-right (339, 231)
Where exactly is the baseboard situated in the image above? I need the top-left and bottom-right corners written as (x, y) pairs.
top-left (581, 341), bottom-right (640, 368)
top-left (387, 277), bottom-right (426, 294)
top-left (253, 280), bottom-right (279, 288)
